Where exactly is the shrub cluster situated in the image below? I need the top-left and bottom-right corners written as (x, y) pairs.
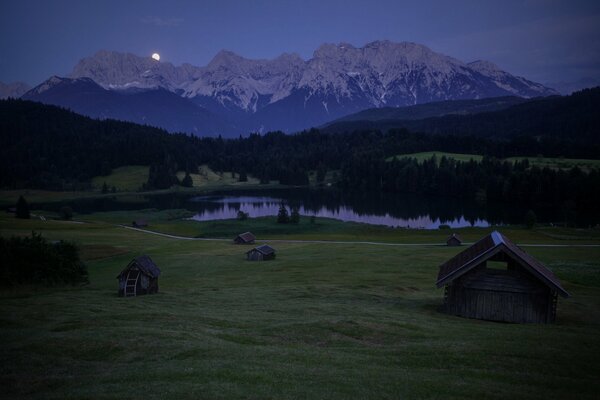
top-left (0, 232), bottom-right (88, 286)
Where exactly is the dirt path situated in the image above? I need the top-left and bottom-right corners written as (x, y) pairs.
top-left (120, 226), bottom-right (600, 248)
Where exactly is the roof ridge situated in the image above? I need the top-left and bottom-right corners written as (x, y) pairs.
top-left (491, 230), bottom-right (504, 245)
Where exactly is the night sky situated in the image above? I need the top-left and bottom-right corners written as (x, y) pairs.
top-left (1, 0), bottom-right (598, 86)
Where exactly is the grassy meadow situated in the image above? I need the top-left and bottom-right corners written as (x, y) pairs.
top-left (1, 202), bottom-right (600, 399)
top-left (389, 151), bottom-right (600, 171)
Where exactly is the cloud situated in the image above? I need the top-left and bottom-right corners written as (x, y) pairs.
top-left (140, 16), bottom-right (184, 27)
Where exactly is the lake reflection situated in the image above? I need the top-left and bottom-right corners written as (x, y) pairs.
top-left (188, 194), bottom-right (490, 229)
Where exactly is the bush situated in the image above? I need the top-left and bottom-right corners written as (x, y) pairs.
top-left (59, 206), bottom-right (73, 220)
top-left (290, 207), bottom-right (300, 224)
top-left (181, 173), bottom-right (193, 188)
top-left (438, 224), bottom-right (451, 230)
top-left (525, 210), bottom-right (537, 229)
top-left (16, 195), bottom-right (30, 219)
top-left (0, 232), bottom-right (88, 286)
top-left (237, 210), bottom-right (248, 221)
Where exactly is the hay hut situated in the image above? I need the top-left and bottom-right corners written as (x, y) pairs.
top-left (446, 233), bottom-right (462, 246)
top-left (436, 231), bottom-right (569, 323)
top-left (246, 245), bottom-right (276, 261)
top-left (234, 231), bottom-right (256, 244)
top-left (117, 255), bottom-right (161, 297)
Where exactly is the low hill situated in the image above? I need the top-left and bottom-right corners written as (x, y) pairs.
top-left (21, 76), bottom-right (236, 137)
top-left (0, 100), bottom-right (206, 189)
top-left (323, 88), bottom-right (600, 142)
top-left (327, 96), bottom-right (527, 123)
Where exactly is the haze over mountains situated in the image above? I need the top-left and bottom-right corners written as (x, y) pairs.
top-left (0, 81), bottom-right (31, 99)
top-left (19, 40), bottom-right (559, 136)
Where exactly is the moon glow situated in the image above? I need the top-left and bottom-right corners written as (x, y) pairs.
top-left (151, 53), bottom-right (160, 61)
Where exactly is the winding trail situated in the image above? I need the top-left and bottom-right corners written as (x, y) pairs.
top-left (120, 226), bottom-right (600, 248)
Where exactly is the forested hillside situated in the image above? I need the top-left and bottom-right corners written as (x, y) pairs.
top-left (1, 98), bottom-right (599, 223)
top-left (323, 87), bottom-right (600, 143)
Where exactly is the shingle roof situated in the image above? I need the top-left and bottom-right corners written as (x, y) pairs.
top-left (247, 244), bottom-right (275, 255)
top-left (117, 255), bottom-right (161, 278)
top-left (236, 232), bottom-right (256, 242)
top-left (436, 231), bottom-right (569, 297)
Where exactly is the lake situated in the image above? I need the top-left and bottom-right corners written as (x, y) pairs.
top-left (188, 193), bottom-right (490, 229)
top-left (32, 188), bottom-right (568, 229)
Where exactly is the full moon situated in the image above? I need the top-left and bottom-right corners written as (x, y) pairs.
top-left (151, 53), bottom-right (160, 61)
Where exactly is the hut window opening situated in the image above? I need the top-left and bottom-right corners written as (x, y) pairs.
top-left (486, 260), bottom-right (508, 271)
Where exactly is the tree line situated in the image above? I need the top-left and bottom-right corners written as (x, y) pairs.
top-left (1, 98), bottom-right (599, 225)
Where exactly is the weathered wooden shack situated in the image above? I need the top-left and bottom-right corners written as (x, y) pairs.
top-left (234, 231), bottom-right (256, 244)
top-left (446, 233), bottom-right (462, 246)
top-left (117, 255), bottom-right (161, 297)
top-left (436, 231), bottom-right (569, 323)
top-left (246, 245), bottom-right (276, 261)
top-left (132, 219), bottom-right (148, 228)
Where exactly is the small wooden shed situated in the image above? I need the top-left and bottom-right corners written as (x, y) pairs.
top-left (437, 231), bottom-right (569, 323)
top-left (234, 231), bottom-right (256, 244)
top-left (132, 219), bottom-right (148, 228)
top-left (246, 245), bottom-right (276, 261)
top-left (117, 255), bottom-right (161, 297)
top-left (446, 233), bottom-right (462, 246)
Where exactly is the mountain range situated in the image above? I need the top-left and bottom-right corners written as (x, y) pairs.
top-left (19, 40), bottom-right (558, 136)
top-left (0, 81), bottom-right (31, 99)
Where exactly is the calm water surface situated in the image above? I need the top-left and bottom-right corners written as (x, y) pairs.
top-left (188, 193), bottom-right (490, 229)
top-left (33, 188), bottom-right (561, 228)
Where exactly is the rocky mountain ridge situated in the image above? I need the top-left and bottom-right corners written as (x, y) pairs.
top-left (25, 40), bottom-right (558, 135)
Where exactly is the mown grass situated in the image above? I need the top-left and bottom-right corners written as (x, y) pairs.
top-left (389, 151), bottom-right (600, 171)
top-left (0, 210), bottom-right (599, 399)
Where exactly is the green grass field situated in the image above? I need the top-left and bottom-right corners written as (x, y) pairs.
top-left (92, 165), bottom-right (150, 192)
top-left (389, 152), bottom-right (600, 171)
top-left (1, 207), bottom-right (600, 399)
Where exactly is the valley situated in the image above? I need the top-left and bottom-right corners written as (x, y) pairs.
top-left (1, 203), bottom-right (599, 399)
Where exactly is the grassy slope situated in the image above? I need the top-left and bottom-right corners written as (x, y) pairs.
top-left (92, 165), bottom-right (150, 191)
top-left (389, 151), bottom-right (600, 170)
top-left (0, 212), bottom-right (599, 399)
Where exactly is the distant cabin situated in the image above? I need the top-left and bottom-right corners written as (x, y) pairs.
top-left (117, 255), bottom-right (161, 297)
top-left (234, 231), bottom-right (256, 244)
top-left (132, 219), bottom-right (148, 228)
top-left (246, 245), bottom-right (276, 261)
top-left (436, 231), bottom-right (569, 324)
top-left (446, 233), bottom-right (462, 246)
top-left (6, 207), bottom-right (16, 214)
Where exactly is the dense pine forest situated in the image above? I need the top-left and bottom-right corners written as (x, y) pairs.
top-left (1, 90), bottom-right (600, 223)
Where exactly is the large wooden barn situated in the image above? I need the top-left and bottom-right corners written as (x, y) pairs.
top-left (246, 245), bottom-right (276, 261)
top-left (436, 231), bottom-right (569, 323)
top-left (234, 231), bottom-right (256, 244)
top-left (117, 255), bottom-right (161, 297)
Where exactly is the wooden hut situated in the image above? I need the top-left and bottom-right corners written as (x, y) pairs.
top-left (446, 233), bottom-right (462, 246)
top-left (246, 244), bottom-right (276, 261)
top-left (436, 231), bottom-right (569, 323)
top-left (132, 219), bottom-right (148, 228)
top-left (117, 255), bottom-right (161, 297)
top-left (234, 231), bottom-right (256, 244)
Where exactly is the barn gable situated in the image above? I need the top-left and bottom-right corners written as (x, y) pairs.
top-left (437, 231), bottom-right (570, 323)
top-left (437, 231), bottom-right (569, 298)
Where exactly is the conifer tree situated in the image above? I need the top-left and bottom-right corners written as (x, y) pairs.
top-left (277, 204), bottom-right (289, 224)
